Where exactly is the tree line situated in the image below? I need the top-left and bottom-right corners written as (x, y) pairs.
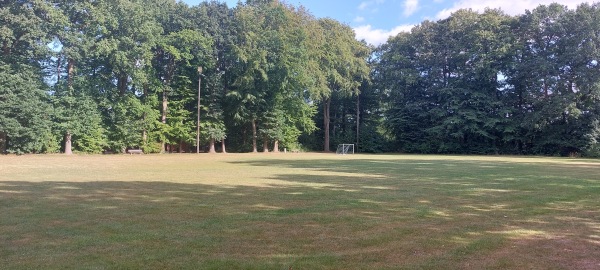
top-left (376, 3), bottom-right (600, 156)
top-left (1, 0), bottom-right (599, 157)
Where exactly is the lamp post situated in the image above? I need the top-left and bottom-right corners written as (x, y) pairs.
top-left (197, 67), bottom-right (202, 154)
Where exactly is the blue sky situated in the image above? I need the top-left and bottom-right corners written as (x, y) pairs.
top-left (182, 0), bottom-right (596, 45)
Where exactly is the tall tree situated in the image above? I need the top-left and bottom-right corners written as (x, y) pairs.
top-left (0, 65), bottom-right (52, 154)
top-left (313, 18), bottom-right (370, 152)
top-left (153, 28), bottom-right (212, 152)
top-left (426, 9), bottom-right (512, 154)
top-left (192, 1), bottom-right (234, 153)
top-left (507, 3), bottom-right (600, 156)
top-left (228, 1), bottom-right (317, 152)
top-left (0, 0), bottom-right (54, 154)
top-left (52, 90), bottom-right (107, 154)
top-left (377, 10), bottom-right (513, 154)
top-left (50, 0), bottom-right (106, 154)
top-left (0, 0), bottom-right (52, 65)
top-left (89, 0), bottom-right (163, 152)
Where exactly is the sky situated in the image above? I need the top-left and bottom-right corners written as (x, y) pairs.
top-left (182, 0), bottom-right (597, 45)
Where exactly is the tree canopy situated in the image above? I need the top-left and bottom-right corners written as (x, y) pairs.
top-left (1, 1), bottom-right (599, 157)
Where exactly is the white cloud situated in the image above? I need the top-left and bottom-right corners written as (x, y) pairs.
top-left (404, 0), bottom-right (420, 17)
top-left (359, 1), bottom-right (370, 10)
top-left (436, 0), bottom-right (594, 20)
top-left (354, 16), bottom-right (366, 23)
top-left (358, 0), bottom-right (386, 11)
top-left (353, 24), bottom-right (414, 45)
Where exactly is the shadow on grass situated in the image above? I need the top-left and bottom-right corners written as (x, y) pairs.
top-left (229, 158), bottom-right (600, 268)
top-left (1, 156), bottom-right (600, 269)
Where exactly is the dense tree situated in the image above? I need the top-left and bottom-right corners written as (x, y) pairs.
top-left (376, 4), bottom-right (600, 156)
top-left (227, 0), bottom-right (317, 152)
top-left (313, 18), bottom-right (370, 152)
top-left (0, 1), bottom-right (54, 154)
top-left (0, 0), bottom-right (53, 65)
top-left (154, 29), bottom-right (212, 152)
top-left (508, 3), bottom-right (600, 156)
top-left (193, 1), bottom-right (235, 153)
top-left (52, 90), bottom-right (107, 154)
top-left (423, 9), bottom-right (512, 154)
top-left (49, 0), bottom-right (103, 154)
top-left (2, 0), bottom-right (600, 157)
top-left (0, 65), bottom-right (52, 154)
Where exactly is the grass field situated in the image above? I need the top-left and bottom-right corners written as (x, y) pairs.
top-left (1, 153), bottom-right (599, 269)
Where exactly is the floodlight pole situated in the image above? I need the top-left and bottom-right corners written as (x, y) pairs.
top-left (196, 66), bottom-right (202, 154)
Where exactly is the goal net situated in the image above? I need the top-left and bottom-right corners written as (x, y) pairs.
top-left (336, 144), bottom-right (355, 155)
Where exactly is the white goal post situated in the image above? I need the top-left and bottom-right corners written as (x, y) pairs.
top-left (336, 144), bottom-right (355, 155)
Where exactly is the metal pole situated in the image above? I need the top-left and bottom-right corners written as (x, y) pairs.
top-left (197, 67), bottom-right (202, 153)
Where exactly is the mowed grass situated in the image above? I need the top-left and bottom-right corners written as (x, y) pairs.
top-left (1, 153), bottom-right (599, 269)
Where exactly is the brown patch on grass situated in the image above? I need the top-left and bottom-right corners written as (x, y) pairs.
top-left (466, 236), bottom-right (600, 269)
top-left (1, 153), bottom-right (600, 268)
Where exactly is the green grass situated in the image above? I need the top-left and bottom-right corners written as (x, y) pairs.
top-left (1, 153), bottom-right (600, 269)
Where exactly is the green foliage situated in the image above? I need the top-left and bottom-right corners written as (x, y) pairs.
top-left (225, 1), bottom-right (325, 151)
top-left (165, 98), bottom-right (195, 146)
top-left (375, 5), bottom-right (600, 156)
top-left (0, 65), bottom-right (52, 154)
top-left (52, 88), bottom-right (108, 153)
top-left (204, 121), bottom-right (226, 141)
top-left (315, 19), bottom-right (370, 100)
top-left (311, 18), bottom-right (371, 151)
top-left (103, 94), bottom-right (152, 152)
top-left (0, 0), bottom-right (53, 65)
top-left (3, 1), bottom-right (600, 156)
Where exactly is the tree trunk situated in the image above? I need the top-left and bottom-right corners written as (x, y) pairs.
top-left (332, 109), bottom-right (337, 139)
top-left (56, 55), bottom-right (61, 85)
top-left (323, 97), bottom-right (331, 152)
top-left (252, 119), bottom-right (258, 153)
top-left (0, 132), bottom-right (6, 153)
top-left (2, 41), bottom-right (10, 57)
top-left (142, 129), bottom-right (147, 145)
top-left (208, 138), bottom-right (216, 153)
top-left (161, 89), bottom-right (168, 123)
top-left (142, 112), bottom-right (148, 150)
top-left (242, 129), bottom-right (248, 149)
top-left (118, 73), bottom-right (128, 96)
top-left (263, 135), bottom-right (269, 153)
top-left (142, 85), bottom-right (149, 148)
top-left (67, 58), bottom-right (75, 88)
top-left (273, 140), bottom-right (279, 153)
top-left (64, 132), bottom-right (72, 155)
top-left (356, 93), bottom-right (360, 152)
top-left (161, 86), bottom-right (168, 153)
top-left (221, 139), bottom-right (227, 153)
top-left (197, 67), bottom-right (202, 154)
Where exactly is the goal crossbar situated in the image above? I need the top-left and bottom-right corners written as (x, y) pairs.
top-left (336, 144), bottom-right (354, 155)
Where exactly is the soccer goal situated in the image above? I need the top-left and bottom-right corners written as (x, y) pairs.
top-left (336, 144), bottom-right (355, 155)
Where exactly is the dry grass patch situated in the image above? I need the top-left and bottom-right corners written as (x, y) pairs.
top-left (1, 153), bottom-right (599, 269)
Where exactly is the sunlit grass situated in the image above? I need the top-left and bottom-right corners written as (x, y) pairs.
top-left (1, 153), bottom-right (599, 269)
